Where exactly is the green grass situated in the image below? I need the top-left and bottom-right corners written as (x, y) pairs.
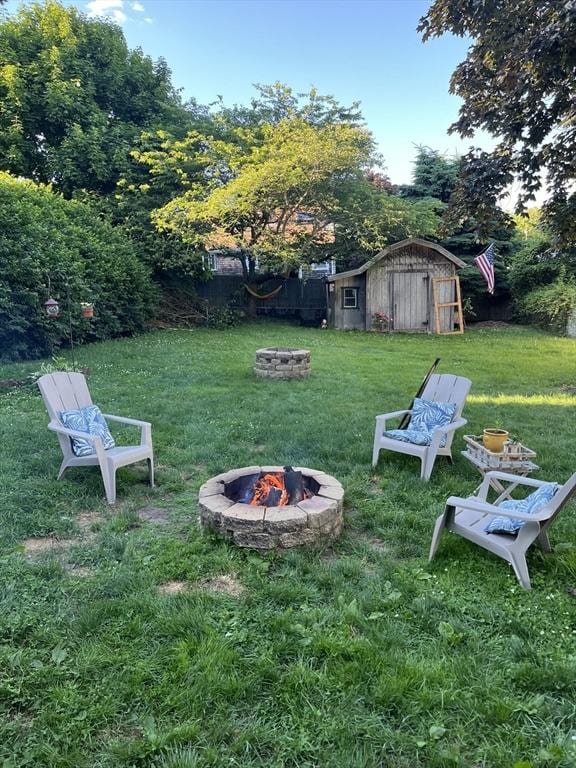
top-left (1, 323), bottom-right (576, 768)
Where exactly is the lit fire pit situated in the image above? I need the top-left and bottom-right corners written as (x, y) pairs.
top-left (199, 465), bottom-right (343, 549)
top-left (254, 348), bottom-right (311, 379)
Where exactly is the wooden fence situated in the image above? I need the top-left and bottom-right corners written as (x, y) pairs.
top-left (195, 276), bottom-right (327, 323)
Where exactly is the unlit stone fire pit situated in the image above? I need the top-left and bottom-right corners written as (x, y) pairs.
top-left (254, 347), bottom-right (311, 379)
top-left (199, 465), bottom-right (343, 549)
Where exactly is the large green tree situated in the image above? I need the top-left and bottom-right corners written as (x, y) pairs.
top-left (0, 0), bottom-right (188, 197)
top-left (419, 0), bottom-right (576, 246)
top-left (143, 85), bottom-right (440, 285)
top-left (153, 117), bottom-right (377, 285)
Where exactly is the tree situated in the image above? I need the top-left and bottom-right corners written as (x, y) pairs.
top-left (395, 146), bottom-right (516, 305)
top-left (105, 127), bottom-right (213, 277)
top-left (324, 182), bottom-right (440, 270)
top-left (0, 0), bottom-right (189, 197)
top-left (419, 0), bottom-right (576, 245)
top-left (153, 117), bottom-right (377, 294)
top-left (395, 146), bottom-right (459, 204)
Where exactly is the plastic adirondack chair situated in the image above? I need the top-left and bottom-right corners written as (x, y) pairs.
top-left (372, 374), bottom-right (471, 480)
top-left (37, 372), bottom-right (154, 504)
top-left (429, 471), bottom-right (576, 589)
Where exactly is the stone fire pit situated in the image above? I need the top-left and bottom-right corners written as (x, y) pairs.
top-left (199, 466), bottom-right (343, 549)
top-left (254, 347), bottom-right (311, 379)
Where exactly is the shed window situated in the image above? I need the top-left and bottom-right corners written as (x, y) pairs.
top-left (203, 251), bottom-right (218, 271)
top-left (342, 287), bottom-right (359, 309)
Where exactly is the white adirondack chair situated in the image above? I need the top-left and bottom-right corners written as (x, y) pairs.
top-left (37, 372), bottom-right (154, 504)
top-left (372, 374), bottom-right (471, 480)
top-left (429, 471), bottom-right (576, 589)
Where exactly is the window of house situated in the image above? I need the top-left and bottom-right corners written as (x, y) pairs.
top-left (296, 212), bottom-right (315, 224)
top-left (342, 287), bottom-right (359, 309)
top-left (204, 252), bottom-right (218, 271)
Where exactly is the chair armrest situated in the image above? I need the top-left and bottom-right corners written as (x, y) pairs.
top-left (49, 421), bottom-right (101, 443)
top-left (446, 495), bottom-right (551, 522)
top-left (102, 414), bottom-right (151, 428)
top-left (102, 413), bottom-right (152, 448)
top-left (375, 409), bottom-right (412, 433)
top-left (426, 417), bottom-right (467, 451)
top-left (476, 471), bottom-right (554, 501)
top-left (48, 421), bottom-right (105, 453)
top-left (432, 417), bottom-right (467, 435)
top-left (484, 471), bottom-right (552, 488)
top-left (375, 409), bottom-right (411, 421)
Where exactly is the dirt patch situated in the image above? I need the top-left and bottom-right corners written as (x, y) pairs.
top-left (198, 574), bottom-right (245, 597)
top-left (22, 536), bottom-right (72, 556)
top-left (76, 511), bottom-right (103, 533)
top-left (66, 565), bottom-right (93, 578)
top-left (369, 537), bottom-right (392, 553)
top-left (157, 580), bottom-right (189, 595)
top-left (137, 506), bottom-right (170, 525)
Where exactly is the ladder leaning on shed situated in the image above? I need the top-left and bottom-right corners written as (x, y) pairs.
top-left (432, 276), bottom-right (464, 335)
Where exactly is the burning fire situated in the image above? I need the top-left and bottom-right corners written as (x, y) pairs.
top-left (250, 473), bottom-right (289, 506)
top-left (244, 468), bottom-right (314, 507)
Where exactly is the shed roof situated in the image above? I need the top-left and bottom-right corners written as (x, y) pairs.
top-left (326, 237), bottom-right (466, 282)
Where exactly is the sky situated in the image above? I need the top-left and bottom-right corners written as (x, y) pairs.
top-left (5, 0), bottom-right (496, 185)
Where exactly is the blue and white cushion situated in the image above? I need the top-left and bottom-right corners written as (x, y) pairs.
top-left (383, 398), bottom-right (457, 448)
top-left (410, 397), bottom-right (457, 432)
top-left (382, 428), bottom-right (435, 446)
top-left (60, 405), bottom-right (115, 457)
top-left (485, 482), bottom-right (558, 535)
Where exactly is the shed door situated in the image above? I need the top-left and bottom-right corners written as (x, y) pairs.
top-left (392, 272), bottom-right (429, 331)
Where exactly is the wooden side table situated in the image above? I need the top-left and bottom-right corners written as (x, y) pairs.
top-left (461, 435), bottom-right (539, 501)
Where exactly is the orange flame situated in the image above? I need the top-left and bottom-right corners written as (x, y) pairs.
top-left (249, 473), bottom-right (289, 506)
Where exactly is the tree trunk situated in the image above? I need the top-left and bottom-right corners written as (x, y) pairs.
top-left (244, 254), bottom-right (257, 318)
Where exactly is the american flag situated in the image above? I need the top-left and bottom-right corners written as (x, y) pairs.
top-left (474, 243), bottom-right (495, 294)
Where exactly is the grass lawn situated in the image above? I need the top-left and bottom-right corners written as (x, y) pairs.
top-left (1, 322), bottom-right (576, 768)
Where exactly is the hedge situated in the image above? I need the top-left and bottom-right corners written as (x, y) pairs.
top-left (0, 173), bottom-right (157, 360)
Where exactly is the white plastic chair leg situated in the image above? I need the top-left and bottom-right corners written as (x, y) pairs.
top-left (429, 512), bottom-right (447, 561)
top-left (100, 463), bottom-right (117, 504)
top-left (510, 553), bottom-right (531, 590)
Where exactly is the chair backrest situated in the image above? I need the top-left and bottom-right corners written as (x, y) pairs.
top-left (542, 472), bottom-right (576, 528)
top-left (37, 372), bottom-right (93, 422)
top-left (421, 373), bottom-right (472, 420)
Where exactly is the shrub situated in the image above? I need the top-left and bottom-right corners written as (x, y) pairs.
top-left (205, 305), bottom-right (245, 328)
top-left (518, 276), bottom-right (576, 334)
top-left (0, 173), bottom-right (157, 360)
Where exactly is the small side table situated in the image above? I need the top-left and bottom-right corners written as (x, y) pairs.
top-left (462, 435), bottom-right (539, 501)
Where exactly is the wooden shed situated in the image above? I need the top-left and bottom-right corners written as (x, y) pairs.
top-left (325, 238), bottom-right (466, 333)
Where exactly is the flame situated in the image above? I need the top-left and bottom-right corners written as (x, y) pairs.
top-left (249, 473), bottom-right (289, 506)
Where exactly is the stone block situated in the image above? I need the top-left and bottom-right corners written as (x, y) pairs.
top-left (317, 484), bottom-right (345, 503)
top-left (264, 506), bottom-right (307, 533)
top-left (221, 503), bottom-right (265, 532)
top-left (298, 495), bottom-right (338, 528)
top-left (199, 480), bottom-right (225, 498)
top-left (233, 532), bottom-right (277, 549)
top-left (279, 528), bottom-right (319, 548)
top-left (199, 495), bottom-right (234, 517)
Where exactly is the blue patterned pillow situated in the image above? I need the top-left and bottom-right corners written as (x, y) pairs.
top-left (60, 405), bottom-right (115, 457)
top-left (392, 398), bottom-right (457, 448)
top-left (410, 397), bottom-right (457, 432)
top-left (485, 483), bottom-right (558, 534)
top-left (383, 428), bottom-right (434, 446)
